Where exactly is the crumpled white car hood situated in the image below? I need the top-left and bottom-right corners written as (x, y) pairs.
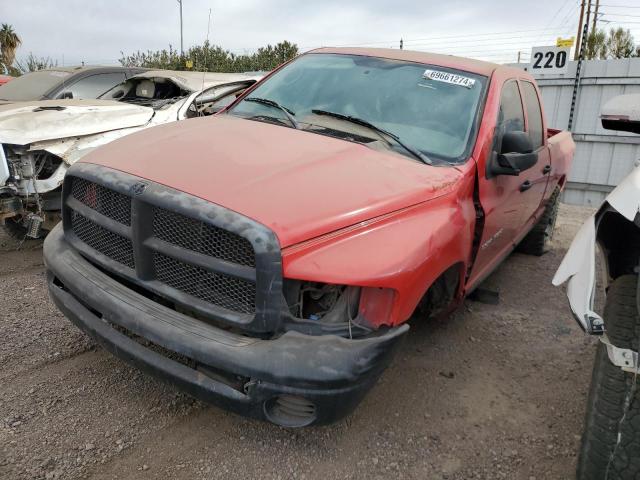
top-left (0, 99), bottom-right (153, 145)
top-left (552, 165), bottom-right (640, 331)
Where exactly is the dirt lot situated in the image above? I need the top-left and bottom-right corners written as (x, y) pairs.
top-left (0, 204), bottom-right (597, 480)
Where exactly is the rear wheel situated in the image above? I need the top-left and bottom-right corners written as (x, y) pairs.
top-left (517, 187), bottom-right (560, 256)
top-left (577, 274), bottom-right (640, 480)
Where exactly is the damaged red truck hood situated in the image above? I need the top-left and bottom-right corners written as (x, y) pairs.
top-left (80, 115), bottom-right (462, 247)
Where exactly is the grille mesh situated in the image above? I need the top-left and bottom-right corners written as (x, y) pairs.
top-left (153, 208), bottom-right (255, 267)
top-left (71, 212), bottom-right (135, 269)
top-left (154, 253), bottom-right (256, 314)
top-left (71, 177), bottom-right (132, 226)
top-left (67, 177), bottom-right (258, 316)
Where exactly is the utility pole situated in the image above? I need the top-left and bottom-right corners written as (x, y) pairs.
top-left (177, 0), bottom-right (184, 56)
top-left (568, 0), bottom-right (592, 130)
top-left (592, 0), bottom-right (600, 33)
top-left (574, 0), bottom-right (586, 60)
top-left (517, 51), bottom-right (521, 63)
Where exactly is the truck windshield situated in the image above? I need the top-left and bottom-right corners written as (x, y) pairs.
top-left (0, 70), bottom-right (71, 101)
top-left (229, 53), bottom-right (487, 162)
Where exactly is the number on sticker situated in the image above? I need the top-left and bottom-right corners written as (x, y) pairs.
top-left (533, 52), bottom-right (543, 69)
top-left (531, 48), bottom-right (569, 73)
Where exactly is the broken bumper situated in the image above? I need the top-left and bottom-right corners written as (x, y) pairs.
top-left (44, 225), bottom-right (408, 426)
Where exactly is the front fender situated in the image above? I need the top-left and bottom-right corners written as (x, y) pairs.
top-left (553, 164), bottom-right (640, 334)
top-left (282, 181), bottom-right (476, 326)
top-left (552, 214), bottom-right (603, 333)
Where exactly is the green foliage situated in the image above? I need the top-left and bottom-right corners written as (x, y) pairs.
top-left (0, 23), bottom-right (22, 75)
top-left (584, 29), bottom-right (607, 60)
top-left (14, 52), bottom-right (57, 74)
top-left (583, 27), bottom-right (638, 60)
top-left (606, 27), bottom-right (636, 59)
top-left (119, 40), bottom-right (299, 73)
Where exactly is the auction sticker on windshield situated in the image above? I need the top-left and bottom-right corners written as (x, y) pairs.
top-left (422, 69), bottom-right (476, 88)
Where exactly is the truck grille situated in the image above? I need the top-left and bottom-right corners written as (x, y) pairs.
top-left (71, 177), bottom-right (132, 226)
top-left (66, 176), bottom-right (260, 317)
top-left (153, 207), bottom-right (255, 267)
top-left (153, 253), bottom-right (255, 314)
top-left (71, 212), bottom-right (135, 269)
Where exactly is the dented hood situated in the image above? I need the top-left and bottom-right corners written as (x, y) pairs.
top-left (80, 115), bottom-right (462, 247)
top-left (0, 99), bottom-right (153, 145)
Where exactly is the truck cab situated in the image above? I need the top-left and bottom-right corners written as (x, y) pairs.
top-left (44, 48), bottom-right (574, 426)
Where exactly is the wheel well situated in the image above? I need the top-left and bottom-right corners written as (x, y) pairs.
top-left (597, 209), bottom-right (640, 280)
top-left (416, 262), bottom-right (464, 319)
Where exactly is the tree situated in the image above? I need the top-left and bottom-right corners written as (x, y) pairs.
top-left (14, 52), bottom-right (57, 74)
top-left (0, 23), bottom-right (22, 75)
top-left (119, 40), bottom-right (299, 73)
top-left (584, 29), bottom-right (608, 60)
top-left (606, 27), bottom-right (636, 59)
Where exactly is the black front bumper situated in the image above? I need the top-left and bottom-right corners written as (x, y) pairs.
top-left (44, 225), bottom-right (408, 426)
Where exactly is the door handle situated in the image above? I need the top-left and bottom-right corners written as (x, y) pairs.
top-left (542, 165), bottom-right (551, 175)
top-left (520, 180), bottom-right (533, 192)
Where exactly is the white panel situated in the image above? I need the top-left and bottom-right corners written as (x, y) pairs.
top-left (528, 58), bottom-right (640, 205)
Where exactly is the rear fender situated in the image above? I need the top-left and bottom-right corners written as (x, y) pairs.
top-left (553, 165), bottom-right (640, 334)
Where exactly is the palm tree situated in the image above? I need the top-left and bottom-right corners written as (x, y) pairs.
top-left (0, 23), bottom-right (22, 74)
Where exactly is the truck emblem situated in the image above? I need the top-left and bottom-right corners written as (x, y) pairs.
top-left (131, 182), bottom-right (148, 196)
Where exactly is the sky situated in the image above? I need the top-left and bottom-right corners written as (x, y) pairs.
top-left (2, 0), bottom-right (640, 67)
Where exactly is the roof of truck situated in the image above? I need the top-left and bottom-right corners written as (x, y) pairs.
top-left (308, 47), bottom-right (504, 77)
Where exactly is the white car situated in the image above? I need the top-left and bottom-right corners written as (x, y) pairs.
top-left (0, 70), bottom-right (262, 238)
top-left (553, 93), bottom-right (640, 480)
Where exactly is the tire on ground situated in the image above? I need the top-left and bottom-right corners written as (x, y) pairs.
top-left (517, 187), bottom-right (560, 256)
top-left (577, 274), bottom-right (640, 480)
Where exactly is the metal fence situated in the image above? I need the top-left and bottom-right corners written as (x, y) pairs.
top-left (519, 58), bottom-right (640, 206)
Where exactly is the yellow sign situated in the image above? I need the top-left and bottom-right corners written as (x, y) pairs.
top-left (185, 60), bottom-right (193, 69)
top-left (556, 37), bottom-right (575, 48)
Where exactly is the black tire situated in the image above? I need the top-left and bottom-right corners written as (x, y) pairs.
top-left (517, 187), bottom-right (560, 256)
top-left (577, 274), bottom-right (640, 480)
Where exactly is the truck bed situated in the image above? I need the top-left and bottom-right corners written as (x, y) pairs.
top-left (548, 129), bottom-right (575, 186)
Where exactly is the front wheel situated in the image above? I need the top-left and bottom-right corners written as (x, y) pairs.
top-left (577, 274), bottom-right (640, 480)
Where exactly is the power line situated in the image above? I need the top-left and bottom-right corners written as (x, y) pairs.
top-left (533, 0), bottom-right (580, 44)
top-left (401, 34), bottom-right (574, 49)
top-left (598, 3), bottom-right (640, 7)
top-left (298, 27), bottom-right (579, 50)
top-left (601, 12), bottom-right (640, 17)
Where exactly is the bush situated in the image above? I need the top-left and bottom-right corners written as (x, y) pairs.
top-left (119, 40), bottom-right (298, 73)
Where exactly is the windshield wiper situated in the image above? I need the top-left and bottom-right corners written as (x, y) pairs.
top-left (244, 97), bottom-right (299, 129)
top-left (311, 109), bottom-right (431, 165)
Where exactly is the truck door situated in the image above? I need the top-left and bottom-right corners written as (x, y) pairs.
top-left (467, 79), bottom-right (546, 287)
top-left (517, 80), bottom-right (551, 230)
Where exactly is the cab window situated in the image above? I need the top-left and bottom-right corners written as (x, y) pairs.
top-left (498, 80), bottom-right (525, 135)
top-left (520, 81), bottom-right (544, 149)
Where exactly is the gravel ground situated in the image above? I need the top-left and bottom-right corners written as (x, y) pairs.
top-left (0, 204), bottom-right (596, 480)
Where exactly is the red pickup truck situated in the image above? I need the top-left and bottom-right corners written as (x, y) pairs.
top-left (44, 48), bottom-right (574, 427)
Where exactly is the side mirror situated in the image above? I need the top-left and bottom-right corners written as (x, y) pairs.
top-left (59, 91), bottom-right (73, 99)
top-left (487, 130), bottom-right (538, 177)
